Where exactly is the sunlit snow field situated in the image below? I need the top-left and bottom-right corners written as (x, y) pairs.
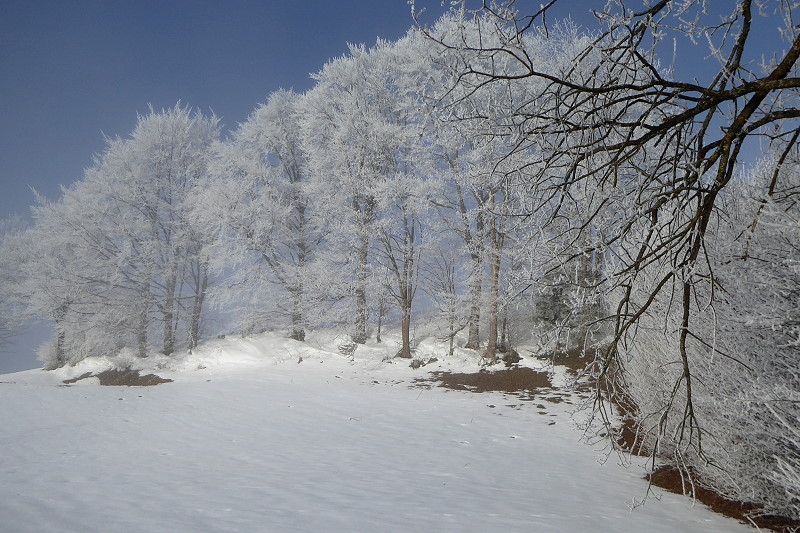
top-left (0, 332), bottom-right (753, 532)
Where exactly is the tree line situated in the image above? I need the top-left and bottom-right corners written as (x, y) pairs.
top-left (1, 18), bottom-right (604, 368)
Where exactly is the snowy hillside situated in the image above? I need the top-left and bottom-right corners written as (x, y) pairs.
top-left (0, 332), bottom-right (754, 533)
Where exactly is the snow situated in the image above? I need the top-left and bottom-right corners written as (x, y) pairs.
top-left (0, 332), bottom-right (754, 533)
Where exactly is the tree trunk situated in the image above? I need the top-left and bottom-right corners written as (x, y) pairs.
top-left (55, 327), bottom-right (67, 366)
top-left (376, 296), bottom-right (387, 343)
top-left (351, 197), bottom-right (374, 345)
top-left (137, 284), bottom-right (150, 358)
top-left (399, 304), bottom-right (412, 358)
top-left (455, 184), bottom-right (484, 351)
top-left (290, 199), bottom-right (307, 342)
top-left (188, 263), bottom-right (208, 350)
top-left (53, 302), bottom-right (69, 367)
top-left (352, 234), bottom-right (368, 344)
top-left (162, 261), bottom-right (178, 356)
top-left (289, 286), bottom-right (305, 342)
top-left (483, 220), bottom-right (504, 364)
top-left (137, 307), bottom-right (148, 359)
top-left (448, 320), bottom-right (455, 357)
top-left (464, 253), bottom-right (483, 349)
top-left (499, 310), bottom-right (508, 352)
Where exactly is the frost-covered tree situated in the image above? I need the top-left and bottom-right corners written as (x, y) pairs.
top-left (370, 31), bottom-right (440, 358)
top-left (423, 13), bottom-right (599, 361)
top-left (98, 104), bottom-right (219, 356)
top-left (422, 13), bottom-right (499, 352)
top-left (9, 104), bottom-right (218, 364)
top-left (423, 0), bottom-right (800, 518)
top-left (301, 36), bottom-right (435, 349)
top-left (421, 245), bottom-right (470, 357)
top-left (374, 171), bottom-right (428, 359)
top-left (0, 192), bottom-right (124, 366)
top-left (619, 147), bottom-right (800, 518)
top-left (426, 115), bottom-right (489, 351)
top-left (199, 90), bottom-right (320, 341)
top-left (0, 215), bottom-right (27, 349)
top-left (301, 46), bottom-right (381, 344)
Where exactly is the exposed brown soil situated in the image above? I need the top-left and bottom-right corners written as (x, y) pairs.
top-left (417, 367), bottom-right (552, 397)
top-left (647, 466), bottom-right (800, 533)
top-left (557, 349), bottom-right (650, 456)
top-left (615, 416), bottom-right (649, 456)
top-left (605, 367), bottom-right (799, 532)
top-left (602, 384), bottom-right (650, 457)
top-left (533, 343), bottom-right (603, 374)
top-left (548, 352), bottom-right (594, 373)
top-left (62, 369), bottom-right (172, 386)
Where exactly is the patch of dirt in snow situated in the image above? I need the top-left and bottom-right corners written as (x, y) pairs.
top-left (62, 369), bottom-right (173, 386)
top-left (647, 466), bottom-right (800, 533)
top-left (415, 367), bottom-right (553, 399)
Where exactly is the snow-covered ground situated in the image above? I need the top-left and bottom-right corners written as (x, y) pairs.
top-left (0, 332), bottom-right (754, 532)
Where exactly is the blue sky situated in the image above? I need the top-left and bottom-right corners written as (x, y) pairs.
top-left (0, 1), bottom-right (449, 222)
top-left (0, 1), bottom-right (791, 372)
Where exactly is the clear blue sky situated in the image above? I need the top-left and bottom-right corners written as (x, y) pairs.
top-left (0, 1), bottom-right (789, 372)
top-left (0, 1), bottom-right (451, 222)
